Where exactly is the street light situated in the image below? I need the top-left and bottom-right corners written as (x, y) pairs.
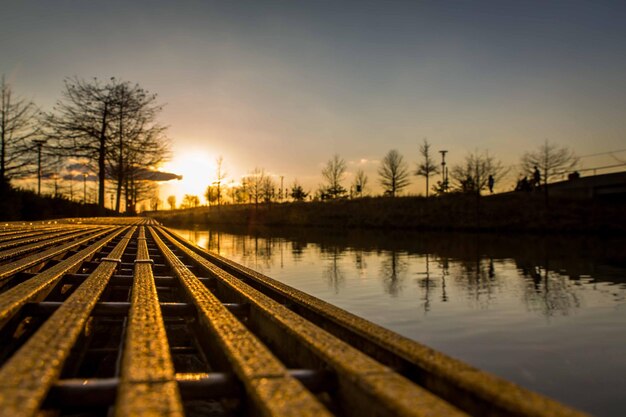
top-left (50, 173), bottom-right (59, 197)
top-left (83, 172), bottom-right (88, 204)
top-left (439, 150), bottom-right (448, 192)
top-left (33, 139), bottom-right (46, 195)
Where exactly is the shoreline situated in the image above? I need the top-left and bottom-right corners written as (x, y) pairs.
top-left (149, 193), bottom-right (626, 235)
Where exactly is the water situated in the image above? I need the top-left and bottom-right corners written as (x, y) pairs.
top-left (171, 226), bottom-right (626, 417)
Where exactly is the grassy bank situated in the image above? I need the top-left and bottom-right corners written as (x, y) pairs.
top-left (150, 193), bottom-right (626, 234)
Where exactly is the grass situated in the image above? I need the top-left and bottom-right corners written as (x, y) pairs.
top-left (149, 193), bottom-right (626, 234)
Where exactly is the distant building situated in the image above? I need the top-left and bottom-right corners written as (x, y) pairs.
top-left (548, 171), bottom-right (626, 200)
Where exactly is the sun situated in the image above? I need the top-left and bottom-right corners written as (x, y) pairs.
top-left (159, 151), bottom-right (217, 204)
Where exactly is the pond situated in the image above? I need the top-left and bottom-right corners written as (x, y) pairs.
top-left (170, 226), bottom-right (626, 417)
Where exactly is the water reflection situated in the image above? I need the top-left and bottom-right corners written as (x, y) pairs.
top-left (380, 251), bottom-right (408, 297)
top-left (175, 226), bottom-right (626, 317)
top-left (416, 254), bottom-right (447, 312)
top-left (171, 225), bottom-right (626, 416)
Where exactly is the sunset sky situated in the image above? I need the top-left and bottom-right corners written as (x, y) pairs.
top-left (2, 0), bottom-right (626, 201)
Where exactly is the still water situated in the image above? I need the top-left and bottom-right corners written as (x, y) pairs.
top-left (171, 226), bottom-right (626, 416)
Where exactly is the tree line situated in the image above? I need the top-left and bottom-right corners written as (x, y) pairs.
top-left (170, 138), bottom-right (578, 210)
top-left (1, 74), bottom-right (579, 213)
top-left (1, 75), bottom-right (169, 213)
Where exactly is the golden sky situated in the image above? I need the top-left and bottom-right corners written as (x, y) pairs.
top-left (2, 1), bottom-right (626, 202)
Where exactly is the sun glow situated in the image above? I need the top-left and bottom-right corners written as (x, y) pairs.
top-left (159, 151), bottom-right (217, 205)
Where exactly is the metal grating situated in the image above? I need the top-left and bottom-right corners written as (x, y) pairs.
top-left (0, 218), bottom-right (588, 417)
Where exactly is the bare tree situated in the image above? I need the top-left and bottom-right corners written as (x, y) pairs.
top-left (415, 138), bottom-right (439, 197)
top-left (450, 151), bottom-right (506, 195)
top-left (106, 81), bottom-right (169, 213)
top-left (47, 77), bottom-right (169, 212)
top-left (149, 192), bottom-right (162, 211)
top-left (46, 77), bottom-right (118, 208)
top-left (521, 141), bottom-right (578, 192)
top-left (321, 154), bottom-right (347, 199)
top-left (261, 176), bottom-right (276, 203)
top-left (378, 149), bottom-right (410, 197)
top-left (214, 156), bottom-right (227, 207)
top-left (0, 76), bottom-right (40, 188)
top-left (353, 169), bottom-right (368, 198)
top-left (244, 167), bottom-right (266, 205)
top-left (181, 194), bottom-right (200, 209)
top-left (205, 185), bottom-right (218, 206)
top-left (167, 195), bottom-right (176, 210)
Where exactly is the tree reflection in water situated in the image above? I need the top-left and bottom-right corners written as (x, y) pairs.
top-left (322, 246), bottom-right (345, 293)
top-left (171, 226), bottom-right (626, 319)
top-left (168, 225), bottom-right (626, 416)
top-left (379, 251), bottom-right (408, 297)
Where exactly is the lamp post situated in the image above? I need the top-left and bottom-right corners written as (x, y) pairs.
top-left (33, 139), bottom-right (46, 195)
top-left (439, 150), bottom-right (448, 193)
top-left (83, 172), bottom-right (88, 204)
top-left (51, 173), bottom-right (59, 197)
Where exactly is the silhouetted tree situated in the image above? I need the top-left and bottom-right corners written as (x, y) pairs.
top-left (290, 181), bottom-right (309, 201)
top-left (167, 195), bottom-right (176, 210)
top-left (244, 167), bottom-right (266, 205)
top-left (378, 149), bottom-right (410, 197)
top-left (205, 185), bottom-right (219, 206)
top-left (415, 138), bottom-right (439, 197)
top-left (181, 194), bottom-right (200, 209)
top-left (106, 81), bottom-right (169, 213)
top-left (353, 169), bottom-right (368, 197)
top-left (321, 154), bottom-right (347, 199)
top-left (0, 76), bottom-right (40, 188)
top-left (46, 77), bottom-right (118, 208)
top-left (47, 77), bottom-right (169, 212)
top-left (450, 151), bottom-right (506, 195)
top-left (521, 141), bottom-right (578, 199)
top-left (213, 156), bottom-right (227, 207)
top-left (231, 184), bottom-right (248, 204)
top-left (149, 193), bottom-right (161, 211)
top-left (261, 176), bottom-right (276, 203)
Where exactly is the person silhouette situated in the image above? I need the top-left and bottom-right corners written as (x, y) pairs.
top-left (533, 166), bottom-right (541, 188)
top-left (488, 175), bottom-right (494, 193)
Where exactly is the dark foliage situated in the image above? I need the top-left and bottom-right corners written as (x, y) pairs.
top-left (0, 184), bottom-right (117, 220)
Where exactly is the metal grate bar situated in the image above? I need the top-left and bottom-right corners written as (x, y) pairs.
top-left (0, 227), bottom-right (125, 327)
top-left (0, 227), bottom-right (72, 244)
top-left (114, 226), bottom-right (184, 416)
top-left (0, 227), bottom-right (136, 417)
top-left (156, 226), bottom-right (467, 417)
top-left (0, 226), bottom-right (105, 263)
top-left (0, 227), bottom-right (90, 252)
top-left (0, 227), bottom-right (113, 282)
top-left (149, 226), bottom-right (333, 417)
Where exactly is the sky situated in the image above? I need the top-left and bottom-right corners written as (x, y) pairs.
top-left (2, 0), bottom-right (626, 201)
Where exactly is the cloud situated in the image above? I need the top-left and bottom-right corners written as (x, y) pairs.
top-left (60, 166), bottom-right (182, 182)
top-left (136, 169), bottom-right (183, 182)
top-left (348, 158), bottom-right (380, 166)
